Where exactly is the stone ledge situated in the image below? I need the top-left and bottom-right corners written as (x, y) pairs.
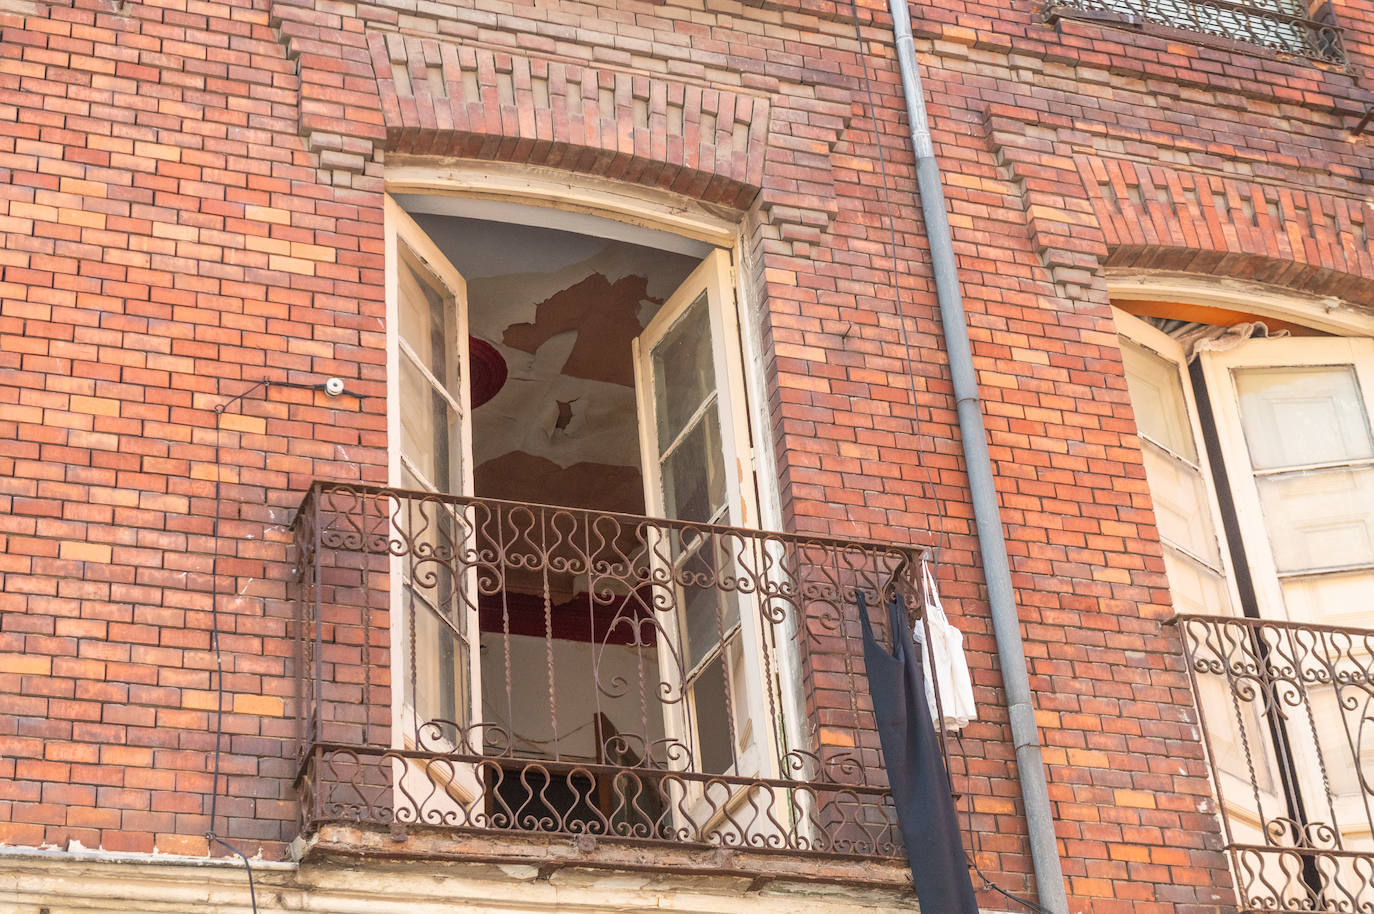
top-left (0, 839), bottom-right (922, 913)
top-left (300, 822), bottom-right (916, 893)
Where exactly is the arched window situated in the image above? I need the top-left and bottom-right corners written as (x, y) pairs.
top-left (382, 187), bottom-right (793, 836)
top-left (1114, 294), bottom-right (1374, 633)
top-left (1114, 289), bottom-right (1374, 908)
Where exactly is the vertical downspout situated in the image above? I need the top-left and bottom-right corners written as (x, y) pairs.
top-left (883, 2), bottom-right (1071, 912)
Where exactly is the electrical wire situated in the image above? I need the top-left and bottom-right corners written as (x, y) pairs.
top-left (208, 379), bottom-right (271, 914)
top-left (203, 375), bottom-right (346, 910)
top-left (953, 733), bottom-right (1056, 914)
top-left (844, 6), bottom-right (1054, 914)
top-left (844, 1), bottom-right (953, 567)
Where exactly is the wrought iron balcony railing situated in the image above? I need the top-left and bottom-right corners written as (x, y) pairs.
top-left (1046, 0), bottom-right (1346, 66)
top-left (292, 482), bottom-right (930, 860)
top-left (1176, 614), bottom-right (1374, 913)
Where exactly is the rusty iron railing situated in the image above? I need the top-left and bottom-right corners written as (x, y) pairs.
top-left (292, 482), bottom-right (932, 858)
top-left (1176, 614), bottom-right (1374, 913)
top-left (1046, 0), bottom-right (1346, 66)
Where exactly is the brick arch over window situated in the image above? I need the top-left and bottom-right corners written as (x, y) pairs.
top-left (1088, 159), bottom-right (1374, 307)
top-left (1105, 245), bottom-right (1374, 306)
top-left (367, 33), bottom-right (770, 211)
top-left (984, 107), bottom-right (1374, 308)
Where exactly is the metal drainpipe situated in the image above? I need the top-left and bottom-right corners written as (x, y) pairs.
top-left (882, 2), bottom-right (1071, 911)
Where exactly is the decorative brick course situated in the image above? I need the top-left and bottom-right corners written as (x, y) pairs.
top-left (369, 33), bottom-right (772, 209)
top-left (983, 107), bottom-right (1374, 305)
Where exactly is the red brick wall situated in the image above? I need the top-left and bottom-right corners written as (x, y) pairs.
top-left (0, 0), bottom-right (388, 858)
top-left (898, 1), bottom-right (1373, 909)
top-left (1, 0), bottom-right (1370, 909)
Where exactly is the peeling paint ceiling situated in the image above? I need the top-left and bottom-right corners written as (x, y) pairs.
top-left (413, 214), bottom-right (699, 514)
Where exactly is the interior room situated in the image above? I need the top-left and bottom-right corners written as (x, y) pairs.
top-left (400, 201), bottom-right (711, 826)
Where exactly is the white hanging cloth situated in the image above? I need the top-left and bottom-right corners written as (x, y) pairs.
top-left (913, 559), bottom-right (977, 732)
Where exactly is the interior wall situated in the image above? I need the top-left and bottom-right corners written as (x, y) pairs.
top-left (480, 632), bottom-right (668, 761)
top-left (413, 213), bottom-right (698, 514)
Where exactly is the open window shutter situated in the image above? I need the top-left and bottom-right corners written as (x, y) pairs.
top-left (385, 198), bottom-right (484, 801)
top-left (632, 249), bottom-right (774, 787)
top-left (1199, 337), bottom-right (1374, 862)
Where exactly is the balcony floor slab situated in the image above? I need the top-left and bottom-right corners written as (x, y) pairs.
top-left (298, 822), bottom-right (918, 896)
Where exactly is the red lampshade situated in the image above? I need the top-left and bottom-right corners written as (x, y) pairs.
top-left (468, 336), bottom-right (508, 409)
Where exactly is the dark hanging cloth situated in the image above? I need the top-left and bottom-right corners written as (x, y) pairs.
top-left (858, 590), bottom-right (979, 913)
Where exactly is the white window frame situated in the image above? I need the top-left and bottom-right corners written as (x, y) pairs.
top-left (1197, 336), bottom-right (1374, 630)
top-left (631, 249), bottom-right (778, 785)
top-left (1115, 309), bottom-right (1244, 618)
top-left (1196, 334), bottom-right (1374, 862)
top-left (1115, 309), bottom-right (1284, 840)
top-left (382, 190), bottom-right (793, 834)
top-left (384, 197), bottom-right (482, 802)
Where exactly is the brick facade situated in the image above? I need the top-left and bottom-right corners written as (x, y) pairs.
top-left (1, 0), bottom-right (1370, 908)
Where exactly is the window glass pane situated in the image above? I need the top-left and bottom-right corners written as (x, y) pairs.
top-left (681, 582), bottom-right (740, 672)
top-left (1255, 467), bottom-right (1374, 572)
top-left (1281, 570), bottom-right (1374, 631)
top-left (1299, 685), bottom-right (1372, 801)
top-left (1194, 674), bottom-right (1277, 797)
top-left (412, 596), bottom-right (465, 732)
top-left (652, 293), bottom-right (716, 452)
top-left (660, 409), bottom-right (725, 524)
top-left (691, 652), bottom-right (734, 774)
top-left (682, 582), bottom-right (720, 671)
top-left (399, 249), bottom-right (452, 386)
top-left (1141, 442), bottom-right (1222, 565)
top-left (401, 356), bottom-right (458, 492)
top-left (1121, 338), bottom-right (1198, 462)
top-left (405, 514), bottom-right (461, 630)
top-left (1161, 548), bottom-right (1233, 616)
top-left (404, 498), bottom-right (463, 609)
top-left (1235, 366), bottom-right (1374, 470)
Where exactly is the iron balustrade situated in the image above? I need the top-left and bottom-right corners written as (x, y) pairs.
top-left (1046, 0), bottom-right (1346, 66)
top-left (292, 481), bottom-right (934, 858)
top-left (1176, 613), bottom-right (1374, 913)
